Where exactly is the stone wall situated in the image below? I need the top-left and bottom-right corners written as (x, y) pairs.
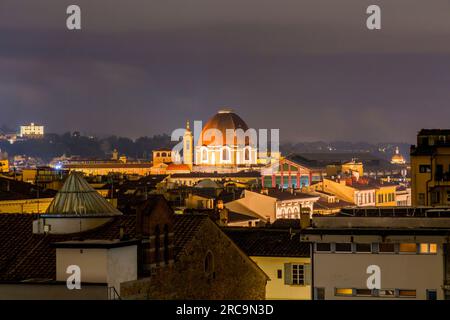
top-left (121, 218), bottom-right (267, 300)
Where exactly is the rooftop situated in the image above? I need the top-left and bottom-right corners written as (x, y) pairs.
top-left (264, 189), bottom-right (320, 201)
top-left (306, 207), bottom-right (450, 232)
top-left (170, 171), bottom-right (261, 178)
top-left (44, 172), bottom-right (122, 217)
top-left (223, 227), bottom-right (310, 257)
top-left (0, 212), bottom-right (210, 283)
top-left (0, 177), bottom-right (57, 200)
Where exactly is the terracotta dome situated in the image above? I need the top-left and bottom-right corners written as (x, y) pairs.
top-left (200, 109), bottom-right (250, 146)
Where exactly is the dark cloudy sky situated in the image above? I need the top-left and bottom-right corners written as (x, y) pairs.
top-left (1, 0), bottom-right (450, 143)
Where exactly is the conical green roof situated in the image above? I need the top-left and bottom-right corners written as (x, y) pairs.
top-left (44, 172), bottom-right (121, 217)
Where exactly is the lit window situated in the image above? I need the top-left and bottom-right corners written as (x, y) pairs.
top-left (398, 289), bottom-right (416, 298)
top-left (335, 288), bottom-right (353, 296)
top-left (430, 243), bottom-right (437, 253)
top-left (419, 243), bottom-right (437, 254)
top-left (399, 243), bottom-right (417, 253)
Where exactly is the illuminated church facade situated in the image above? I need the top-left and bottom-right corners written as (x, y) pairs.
top-left (182, 109), bottom-right (260, 169)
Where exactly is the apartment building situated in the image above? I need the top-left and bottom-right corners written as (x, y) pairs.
top-left (411, 129), bottom-right (450, 206)
top-left (302, 207), bottom-right (450, 300)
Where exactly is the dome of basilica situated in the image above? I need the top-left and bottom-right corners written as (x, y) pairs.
top-left (200, 109), bottom-right (250, 146)
top-left (391, 146), bottom-right (406, 164)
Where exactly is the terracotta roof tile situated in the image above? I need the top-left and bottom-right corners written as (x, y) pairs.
top-left (173, 214), bottom-right (208, 257)
top-left (223, 227), bottom-right (310, 257)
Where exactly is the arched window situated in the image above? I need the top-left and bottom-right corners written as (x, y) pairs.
top-left (244, 148), bottom-right (250, 161)
top-left (222, 147), bottom-right (230, 162)
top-left (204, 251), bottom-right (214, 278)
top-left (154, 225), bottom-right (161, 265)
top-left (281, 208), bottom-right (286, 218)
top-left (161, 152), bottom-right (167, 157)
top-left (156, 152), bottom-right (160, 157)
top-left (287, 208), bottom-right (292, 219)
top-left (201, 147), bottom-right (208, 163)
top-left (163, 224), bottom-right (169, 265)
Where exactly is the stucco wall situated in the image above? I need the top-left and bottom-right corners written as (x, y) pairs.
top-left (56, 248), bottom-right (108, 284)
top-left (107, 245), bottom-right (138, 294)
top-left (314, 249), bottom-right (444, 300)
top-left (251, 256), bottom-right (311, 300)
top-left (0, 284), bottom-right (107, 300)
top-left (241, 191), bottom-right (276, 221)
top-left (0, 198), bottom-right (53, 214)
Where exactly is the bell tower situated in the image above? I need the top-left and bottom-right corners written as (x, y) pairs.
top-left (183, 120), bottom-right (193, 168)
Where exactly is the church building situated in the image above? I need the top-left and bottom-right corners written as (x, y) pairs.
top-left (182, 109), bottom-right (261, 170)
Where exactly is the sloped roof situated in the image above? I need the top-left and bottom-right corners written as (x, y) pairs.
top-left (166, 164), bottom-right (191, 172)
top-left (44, 172), bottom-right (121, 217)
top-left (0, 177), bottom-right (57, 200)
top-left (0, 213), bottom-right (213, 282)
top-left (194, 179), bottom-right (222, 189)
top-left (173, 214), bottom-right (209, 257)
top-left (223, 227), bottom-right (310, 257)
top-left (0, 214), bottom-right (135, 282)
top-left (224, 200), bottom-right (266, 221)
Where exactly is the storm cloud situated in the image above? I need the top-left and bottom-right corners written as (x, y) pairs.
top-left (1, 0), bottom-right (450, 142)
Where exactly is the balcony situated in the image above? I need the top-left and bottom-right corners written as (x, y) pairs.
top-left (435, 172), bottom-right (450, 183)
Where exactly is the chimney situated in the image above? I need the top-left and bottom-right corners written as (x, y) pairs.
top-left (219, 208), bottom-right (229, 226)
top-left (300, 211), bottom-right (311, 229)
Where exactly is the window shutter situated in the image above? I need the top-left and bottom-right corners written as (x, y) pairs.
top-left (284, 263), bottom-right (292, 285)
top-left (304, 264), bottom-right (312, 285)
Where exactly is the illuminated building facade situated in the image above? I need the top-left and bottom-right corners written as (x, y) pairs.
top-left (152, 149), bottom-right (174, 166)
top-left (411, 129), bottom-right (450, 206)
top-left (19, 123), bottom-right (44, 138)
top-left (391, 146), bottom-right (406, 164)
top-left (0, 160), bottom-right (9, 173)
top-left (302, 209), bottom-right (449, 300)
top-left (183, 109), bottom-right (259, 168)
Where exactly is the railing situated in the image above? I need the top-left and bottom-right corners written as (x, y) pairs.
top-left (108, 286), bottom-right (121, 300)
